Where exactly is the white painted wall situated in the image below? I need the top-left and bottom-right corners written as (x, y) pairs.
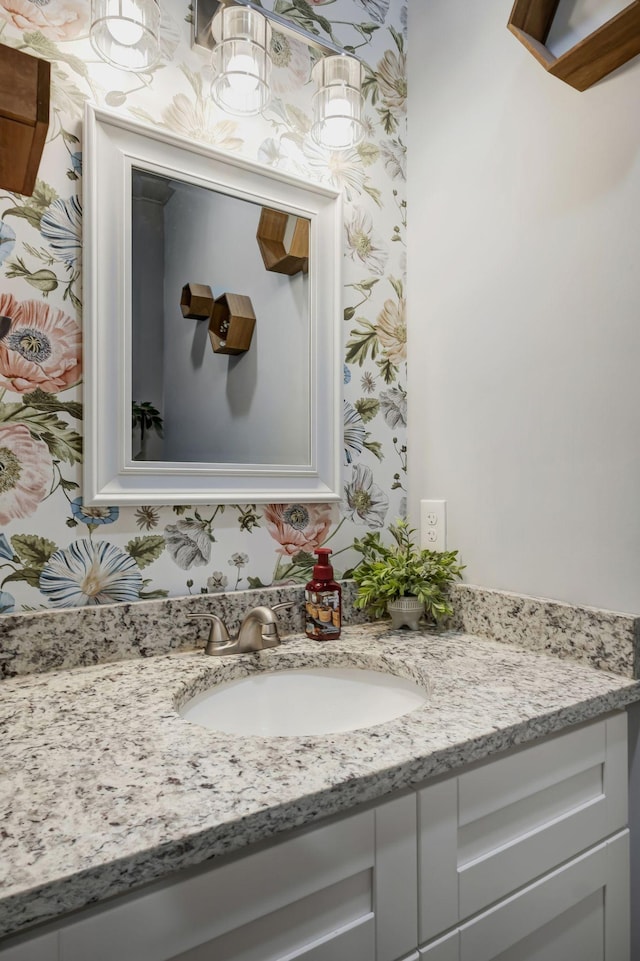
top-left (407, 0), bottom-right (640, 613)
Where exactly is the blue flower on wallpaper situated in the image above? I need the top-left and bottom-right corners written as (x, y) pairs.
top-left (356, 0), bottom-right (390, 23)
top-left (344, 364), bottom-right (351, 384)
top-left (0, 533), bottom-right (13, 561)
top-left (39, 538), bottom-right (143, 607)
top-left (343, 399), bottom-right (366, 465)
top-left (40, 196), bottom-right (82, 267)
top-left (70, 497), bottom-right (119, 526)
top-left (0, 591), bottom-right (15, 614)
top-left (71, 152), bottom-right (82, 177)
top-left (0, 221), bottom-right (16, 265)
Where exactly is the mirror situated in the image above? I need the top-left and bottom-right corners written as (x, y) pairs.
top-left (83, 103), bottom-right (342, 505)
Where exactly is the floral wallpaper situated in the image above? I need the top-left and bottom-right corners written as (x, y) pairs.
top-left (0, 0), bottom-right (407, 612)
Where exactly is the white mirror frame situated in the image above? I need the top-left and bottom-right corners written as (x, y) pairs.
top-left (83, 103), bottom-right (342, 505)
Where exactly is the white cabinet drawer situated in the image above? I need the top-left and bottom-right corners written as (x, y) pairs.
top-left (458, 830), bottom-right (629, 961)
top-left (419, 713), bottom-right (627, 942)
top-left (0, 932), bottom-right (58, 960)
top-left (61, 809), bottom-right (376, 961)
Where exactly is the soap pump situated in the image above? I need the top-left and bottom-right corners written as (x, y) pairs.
top-left (305, 547), bottom-right (341, 641)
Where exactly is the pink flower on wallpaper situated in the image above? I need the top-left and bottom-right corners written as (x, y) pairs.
top-left (264, 504), bottom-right (333, 557)
top-left (0, 293), bottom-right (81, 393)
top-left (0, 423), bottom-right (53, 524)
top-left (0, 0), bottom-right (89, 40)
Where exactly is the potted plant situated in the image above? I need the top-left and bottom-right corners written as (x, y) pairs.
top-left (351, 518), bottom-right (464, 629)
top-left (132, 401), bottom-right (163, 461)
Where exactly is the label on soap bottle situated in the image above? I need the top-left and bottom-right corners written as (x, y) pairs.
top-left (305, 588), bottom-right (341, 640)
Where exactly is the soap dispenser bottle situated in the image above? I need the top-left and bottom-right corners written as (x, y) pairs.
top-left (305, 548), bottom-right (341, 641)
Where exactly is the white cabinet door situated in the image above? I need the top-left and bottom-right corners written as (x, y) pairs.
top-left (0, 932), bottom-right (58, 960)
top-left (374, 792), bottom-right (418, 961)
top-left (457, 831), bottom-right (629, 961)
top-left (419, 713), bottom-right (628, 942)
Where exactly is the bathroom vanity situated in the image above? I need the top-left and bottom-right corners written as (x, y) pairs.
top-left (0, 610), bottom-right (638, 961)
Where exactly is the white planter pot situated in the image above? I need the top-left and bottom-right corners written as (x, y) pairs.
top-left (387, 597), bottom-right (425, 631)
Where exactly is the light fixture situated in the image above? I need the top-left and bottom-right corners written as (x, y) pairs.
top-left (210, 5), bottom-right (272, 117)
top-left (311, 54), bottom-right (364, 151)
top-left (194, 0), bottom-right (365, 150)
top-left (90, 0), bottom-right (161, 72)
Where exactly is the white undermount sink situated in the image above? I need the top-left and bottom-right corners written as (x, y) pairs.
top-left (179, 667), bottom-right (429, 737)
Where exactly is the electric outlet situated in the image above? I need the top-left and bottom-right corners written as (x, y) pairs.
top-left (420, 499), bottom-right (446, 551)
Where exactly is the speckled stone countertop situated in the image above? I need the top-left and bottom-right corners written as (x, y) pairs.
top-left (1, 622), bottom-right (640, 942)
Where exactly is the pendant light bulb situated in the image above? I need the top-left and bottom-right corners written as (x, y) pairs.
top-left (311, 54), bottom-right (364, 151)
top-left (90, 0), bottom-right (161, 72)
top-left (211, 6), bottom-right (272, 117)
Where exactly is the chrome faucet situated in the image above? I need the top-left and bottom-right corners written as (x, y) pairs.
top-left (188, 602), bottom-right (293, 656)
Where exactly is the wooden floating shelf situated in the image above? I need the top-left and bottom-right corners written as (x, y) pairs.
top-left (180, 283), bottom-right (214, 320)
top-left (507, 0), bottom-right (640, 91)
top-left (0, 44), bottom-right (50, 196)
top-left (256, 207), bottom-right (309, 276)
top-left (208, 292), bottom-right (256, 355)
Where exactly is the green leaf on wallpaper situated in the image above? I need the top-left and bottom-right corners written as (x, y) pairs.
top-left (377, 356), bottom-right (399, 385)
top-left (3, 181), bottom-right (58, 230)
top-left (5, 259), bottom-right (58, 293)
top-left (354, 397), bottom-right (380, 423)
top-left (377, 107), bottom-right (397, 135)
top-left (23, 32), bottom-right (89, 82)
top-left (284, 104), bottom-right (312, 135)
top-left (354, 22), bottom-right (379, 38)
top-left (0, 403), bottom-right (84, 464)
top-left (22, 389), bottom-right (83, 421)
top-left (346, 321), bottom-right (379, 366)
top-left (125, 536), bottom-right (165, 569)
top-left (361, 66), bottom-right (379, 105)
top-left (389, 275), bottom-right (404, 300)
top-left (247, 577), bottom-right (267, 589)
top-left (363, 184), bottom-right (383, 207)
top-left (10, 534), bottom-right (57, 570)
top-left (357, 142), bottom-right (379, 167)
top-left (389, 25), bottom-right (404, 54)
top-left (2, 567), bottom-right (42, 588)
top-left (139, 588), bottom-right (170, 599)
top-left (363, 437), bottom-right (384, 461)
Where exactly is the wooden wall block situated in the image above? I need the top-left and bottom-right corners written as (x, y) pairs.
top-left (256, 207), bottom-right (310, 276)
top-left (507, 0), bottom-right (640, 91)
top-left (0, 44), bottom-right (50, 196)
top-left (209, 292), bottom-right (256, 355)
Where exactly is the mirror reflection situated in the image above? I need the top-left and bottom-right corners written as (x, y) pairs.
top-left (131, 168), bottom-right (311, 467)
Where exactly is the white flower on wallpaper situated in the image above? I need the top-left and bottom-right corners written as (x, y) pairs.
top-left (0, 0), bottom-right (408, 609)
top-left (345, 208), bottom-right (388, 275)
top-left (343, 464), bottom-right (389, 529)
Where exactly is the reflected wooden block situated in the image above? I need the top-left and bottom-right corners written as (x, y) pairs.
top-left (256, 207), bottom-right (309, 276)
top-left (209, 292), bottom-right (256, 355)
top-left (181, 283), bottom-right (214, 320)
top-left (0, 44), bottom-right (50, 196)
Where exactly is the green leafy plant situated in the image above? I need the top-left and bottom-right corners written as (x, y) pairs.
top-left (132, 401), bottom-right (163, 456)
top-left (352, 518), bottom-right (464, 621)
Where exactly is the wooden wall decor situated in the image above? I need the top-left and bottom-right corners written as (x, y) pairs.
top-left (256, 207), bottom-right (310, 276)
top-left (180, 283), bottom-right (214, 320)
top-left (208, 292), bottom-right (256, 355)
top-left (0, 44), bottom-right (50, 196)
top-left (507, 0), bottom-right (640, 91)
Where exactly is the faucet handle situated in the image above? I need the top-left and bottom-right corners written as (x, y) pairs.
top-left (271, 601), bottom-right (294, 615)
top-left (187, 613), bottom-right (237, 656)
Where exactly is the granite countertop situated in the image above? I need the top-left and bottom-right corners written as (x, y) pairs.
top-left (2, 622), bottom-right (640, 942)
